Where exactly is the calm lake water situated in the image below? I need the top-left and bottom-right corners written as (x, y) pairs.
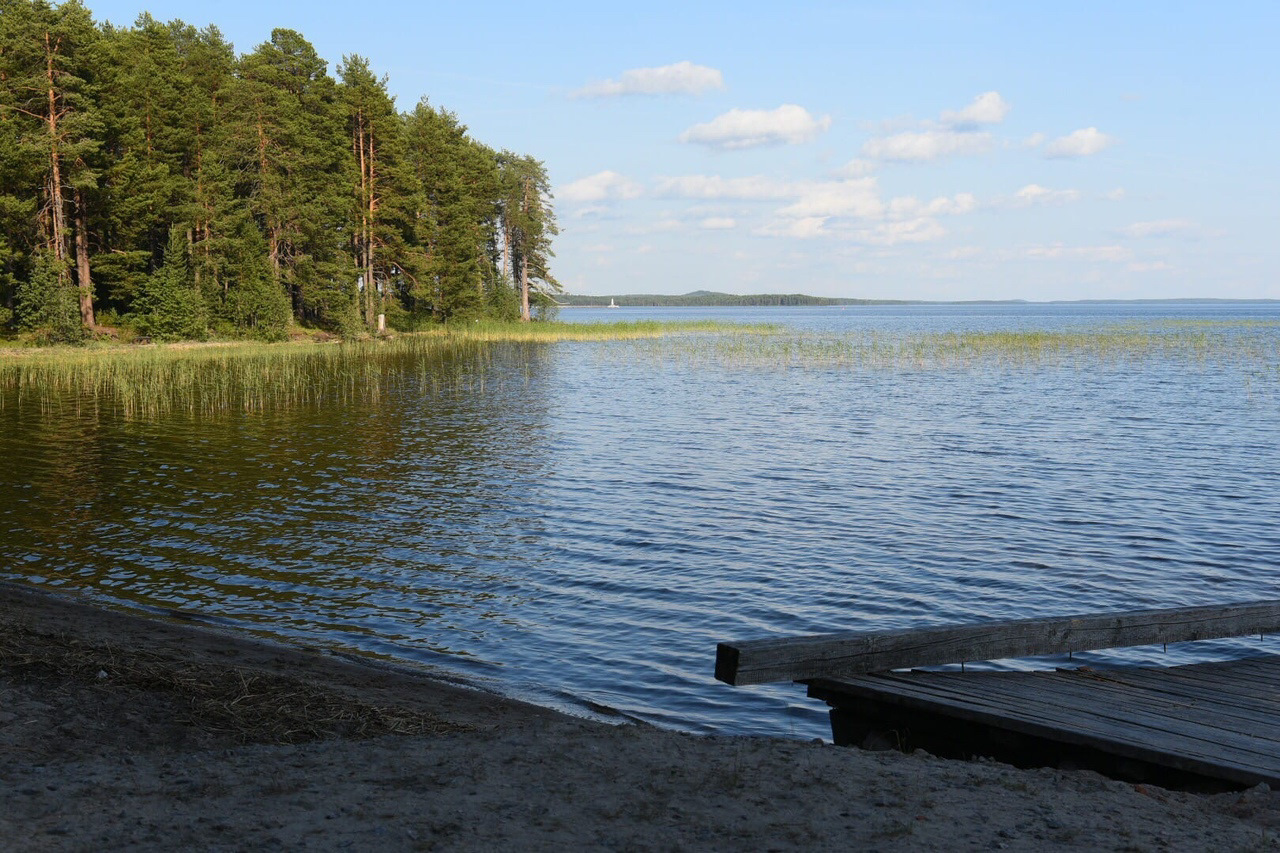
top-left (3, 302), bottom-right (1279, 739)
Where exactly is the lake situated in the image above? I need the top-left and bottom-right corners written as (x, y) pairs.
top-left (3, 302), bottom-right (1279, 739)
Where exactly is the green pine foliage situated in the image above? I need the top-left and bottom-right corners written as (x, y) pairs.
top-left (0, 1), bottom-right (557, 344)
top-left (15, 252), bottom-right (83, 343)
top-left (134, 229), bottom-right (207, 341)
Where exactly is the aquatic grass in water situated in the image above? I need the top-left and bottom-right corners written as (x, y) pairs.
top-left (0, 321), bottom-right (773, 417)
top-left (639, 324), bottom-right (1280, 375)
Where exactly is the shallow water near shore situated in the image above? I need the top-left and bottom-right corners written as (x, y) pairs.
top-left (2, 302), bottom-right (1279, 739)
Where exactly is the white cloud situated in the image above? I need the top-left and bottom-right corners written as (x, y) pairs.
top-left (623, 218), bottom-right (683, 235)
top-left (699, 217), bottom-right (736, 230)
top-left (1119, 218), bottom-right (1197, 238)
top-left (1128, 261), bottom-right (1175, 272)
top-left (655, 174), bottom-right (798, 200)
top-left (888, 193), bottom-right (977, 219)
top-left (835, 158), bottom-right (875, 178)
top-left (756, 217), bottom-right (830, 239)
top-left (679, 104), bottom-right (832, 149)
top-left (560, 170), bottom-right (644, 203)
top-left (777, 179), bottom-right (884, 219)
top-left (861, 129), bottom-right (994, 162)
top-left (572, 61), bottom-right (724, 98)
top-left (941, 91), bottom-right (1011, 126)
top-left (1105, 187), bottom-right (1127, 201)
top-left (1010, 184), bottom-right (1082, 206)
top-left (1023, 132), bottom-right (1046, 148)
top-left (856, 218), bottom-right (948, 246)
top-left (1044, 127), bottom-right (1115, 158)
top-left (1026, 243), bottom-right (1131, 262)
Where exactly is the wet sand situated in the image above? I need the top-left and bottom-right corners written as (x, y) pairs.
top-left (2, 582), bottom-right (1276, 851)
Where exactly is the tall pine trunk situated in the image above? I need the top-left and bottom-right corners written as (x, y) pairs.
top-left (74, 189), bottom-right (94, 327)
top-left (518, 177), bottom-right (532, 322)
top-left (45, 33), bottom-right (69, 269)
top-left (366, 125), bottom-right (377, 326)
top-left (519, 250), bottom-right (530, 322)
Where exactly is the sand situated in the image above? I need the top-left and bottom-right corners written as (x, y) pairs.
top-left (2, 582), bottom-right (1277, 852)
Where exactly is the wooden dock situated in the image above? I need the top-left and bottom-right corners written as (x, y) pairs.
top-left (716, 601), bottom-right (1280, 789)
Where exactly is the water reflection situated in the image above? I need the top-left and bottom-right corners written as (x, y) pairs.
top-left (2, 307), bottom-right (1279, 739)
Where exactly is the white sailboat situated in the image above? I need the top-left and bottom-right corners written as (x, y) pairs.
top-left (608, 298), bottom-right (619, 308)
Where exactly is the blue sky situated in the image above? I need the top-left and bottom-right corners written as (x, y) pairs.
top-left (86, 1), bottom-right (1278, 301)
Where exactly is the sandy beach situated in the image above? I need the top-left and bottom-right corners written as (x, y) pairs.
top-left (2, 581), bottom-right (1277, 851)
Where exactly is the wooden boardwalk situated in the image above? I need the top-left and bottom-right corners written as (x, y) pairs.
top-left (807, 656), bottom-right (1280, 788)
top-left (715, 601), bottom-right (1280, 789)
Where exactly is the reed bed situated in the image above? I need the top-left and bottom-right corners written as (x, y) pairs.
top-left (638, 325), bottom-right (1280, 374)
top-left (0, 320), bottom-right (770, 417)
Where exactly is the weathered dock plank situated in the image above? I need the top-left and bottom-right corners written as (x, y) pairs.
top-left (807, 657), bottom-right (1280, 787)
top-left (716, 600), bottom-right (1280, 685)
top-left (717, 601), bottom-right (1280, 787)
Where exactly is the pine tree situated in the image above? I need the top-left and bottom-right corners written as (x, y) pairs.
top-left (225, 29), bottom-right (353, 330)
top-left (338, 55), bottom-right (419, 332)
top-left (0, 0), bottom-right (102, 333)
top-left (14, 249), bottom-right (81, 342)
top-left (497, 152), bottom-right (559, 322)
top-left (134, 226), bottom-right (205, 340)
top-left (404, 101), bottom-right (503, 322)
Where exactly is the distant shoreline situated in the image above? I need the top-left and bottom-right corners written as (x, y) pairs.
top-left (558, 291), bottom-right (1280, 308)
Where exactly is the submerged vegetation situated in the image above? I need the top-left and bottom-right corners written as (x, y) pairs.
top-left (637, 323), bottom-right (1280, 375)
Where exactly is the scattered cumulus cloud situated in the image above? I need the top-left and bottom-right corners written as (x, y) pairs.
top-left (1128, 261), bottom-right (1175, 272)
top-left (656, 174), bottom-right (800, 200)
top-left (857, 218), bottom-right (948, 246)
top-left (940, 91), bottom-right (1011, 127)
top-left (1010, 184), bottom-right (1082, 206)
top-left (1044, 127), bottom-right (1115, 158)
top-left (835, 158), bottom-right (875, 178)
top-left (861, 129), bottom-right (994, 162)
top-left (776, 179), bottom-right (884, 219)
top-left (860, 92), bottom-right (1009, 163)
top-left (1026, 243), bottom-right (1131, 262)
top-left (756, 217), bottom-right (829, 239)
top-left (559, 170), bottom-right (644, 203)
top-left (699, 217), bottom-right (736, 230)
top-left (572, 61), bottom-right (724, 98)
top-left (679, 104), bottom-right (832, 149)
top-left (1119, 218), bottom-right (1198, 238)
top-left (888, 193), bottom-right (977, 219)
top-left (1105, 188), bottom-right (1127, 201)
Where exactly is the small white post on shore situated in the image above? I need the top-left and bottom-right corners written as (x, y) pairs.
top-left (377, 313), bottom-right (386, 332)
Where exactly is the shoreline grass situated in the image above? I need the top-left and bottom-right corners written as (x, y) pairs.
top-left (2, 320), bottom-right (1274, 419)
top-left (0, 320), bottom-right (775, 417)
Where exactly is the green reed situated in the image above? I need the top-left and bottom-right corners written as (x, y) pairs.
top-left (0, 321), bottom-right (771, 417)
top-left (638, 325), bottom-right (1280, 373)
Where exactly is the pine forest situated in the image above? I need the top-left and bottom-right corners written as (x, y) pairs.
top-left (0, 0), bottom-right (560, 344)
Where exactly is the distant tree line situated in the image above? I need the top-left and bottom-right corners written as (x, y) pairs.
top-left (0, 0), bottom-right (559, 343)
top-left (558, 291), bottom-right (907, 307)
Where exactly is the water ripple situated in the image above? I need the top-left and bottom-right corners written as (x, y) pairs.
top-left (2, 305), bottom-right (1279, 738)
